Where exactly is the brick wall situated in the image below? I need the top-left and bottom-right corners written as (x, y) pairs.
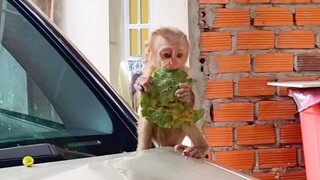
top-left (198, 0), bottom-right (320, 179)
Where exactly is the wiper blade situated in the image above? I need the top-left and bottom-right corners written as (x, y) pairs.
top-left (0, 143), bottom-right (95, 168)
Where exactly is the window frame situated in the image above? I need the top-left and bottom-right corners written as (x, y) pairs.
top-left (123, 0), bottom-right (150, 58)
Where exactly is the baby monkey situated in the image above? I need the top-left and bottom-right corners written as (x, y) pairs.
top-left (134, 27), bottom-right (209, 158)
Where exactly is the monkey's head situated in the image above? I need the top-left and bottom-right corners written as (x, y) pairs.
top-left (145, 27), bottom-right (189, 70)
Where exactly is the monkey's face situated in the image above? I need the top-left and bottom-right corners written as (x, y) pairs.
top-left (151, 36), bottom-right (189, 70)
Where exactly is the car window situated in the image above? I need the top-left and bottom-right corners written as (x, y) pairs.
top-left (0, 0), bottom-right (113, 144)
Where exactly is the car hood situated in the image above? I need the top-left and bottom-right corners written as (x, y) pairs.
top-left (0, 147), bottom-right (255, 180)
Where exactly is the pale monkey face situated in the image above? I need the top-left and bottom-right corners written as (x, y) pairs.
top-left (151, 36), bottom-right (189, 70)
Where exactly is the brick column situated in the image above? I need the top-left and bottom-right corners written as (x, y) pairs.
top-left (198, 0), bottom-right (320, 179)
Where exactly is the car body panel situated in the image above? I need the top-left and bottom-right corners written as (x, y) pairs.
top-left (0, 147), bottom-right (255, 180)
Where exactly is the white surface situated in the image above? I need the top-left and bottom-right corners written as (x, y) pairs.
top-left (0, 147), bottom-right (256, 180)
top-left (54, 0), bottom-right (110, 81)
top-left (268, 81), bottom-right (320, 88)
top-left (150, 0), bottom-right (189, 35)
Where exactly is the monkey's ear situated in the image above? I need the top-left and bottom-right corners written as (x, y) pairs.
top-left (144, 39), bottom-right (150, 47)
top-left (144, 40), bottom-right (151, 61)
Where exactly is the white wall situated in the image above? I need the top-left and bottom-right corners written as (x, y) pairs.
top-left (150, 0), bottom-right (189, 35)
top-left (54, 0), bottom-right (110, 80)
top-left (50, 0), bottom-right (189, 88)
top-left (109, 0), bottom-right (124, 90)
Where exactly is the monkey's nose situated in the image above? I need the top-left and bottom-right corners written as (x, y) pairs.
top-left (169, 58), bottom-right (177, 64)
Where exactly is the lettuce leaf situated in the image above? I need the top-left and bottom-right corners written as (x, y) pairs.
top-left (140, 68), bottom-right (205, 128)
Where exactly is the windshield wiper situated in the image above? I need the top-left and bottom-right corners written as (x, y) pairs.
top-left (0, 143), bottom-right (95, 168)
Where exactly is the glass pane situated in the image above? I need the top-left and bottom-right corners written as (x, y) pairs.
top-left (141, 28), bottom-right (149, 55)
top-left (0, 1), bottom-right (113, 143)
top-left (130, 29), bottom-right (138, 56)
top-left (141, 0), bottom-right (148, 24)
top-left (129, 0), bottom-right (137, 24)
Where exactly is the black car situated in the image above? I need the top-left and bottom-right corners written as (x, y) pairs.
top-left (0, 0), bottom-right (138, 167)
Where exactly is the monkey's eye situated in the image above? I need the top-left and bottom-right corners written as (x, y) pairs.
top-left (163, 52), bottom-right (172, 58)
top-left (176, 53), bottom-right (183, 58)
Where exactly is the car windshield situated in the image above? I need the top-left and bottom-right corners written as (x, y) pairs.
top-left (0, 0), bottom-right (137, 161)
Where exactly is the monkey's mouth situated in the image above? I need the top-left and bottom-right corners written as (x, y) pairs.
top-left (162, 63), bottom-right (180, 70)
top-left (164, 66), bottom-right (179, 70)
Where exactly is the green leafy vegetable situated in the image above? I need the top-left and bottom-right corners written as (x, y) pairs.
top-left (140, 68), bottom-right (205, 128)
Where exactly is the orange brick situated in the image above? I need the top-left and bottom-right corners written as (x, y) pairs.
top-left (258, 100), bottom-right (297, 120)
top-left (235, 0), bottom-right (270, 3)
top-left (201, 32), bottom-right (232, 51)
top-left (277, 76), bottom-right (318, 96)
top-left (255, 53), bottom-right (293, 73)
top-left (272, 0), bottom-right (309, 3)
top-left (237, 31), bottom-right (274, 50)
top-left (279, 124), bottom-right (302, 144)
top-left (203, 127), bottom-right (233, 146)
top-left (296, 8), bottom-right (320, 26)
top-left (258, 148), bottom-right (297, 168)
top-left (297, 54), bottom-right (320, 71)
top-left (215, 150), bottom-right (255, 170)
top-left (199, 0), bottom-right (229, 4)
top-left (280, 171), bottom-right (307, 180)
top-left (214, 102), bottom-right (254, 122)
top-left (213, 9), bottom-right (250, 28)
top-left (214, 54), bottom-right (251, 73)
top-left (205, 80), bottom-right (233, 99)
top-left (276, 30), bottom-right (315, 49)
top-left (238, 77), bottom-right (275, 97)
top-left (251, 173), bottom-right (276, 180)
top-left (237, 125), bottom-right (276, 145)
top-left (253, 7), bottom-right (293, 26)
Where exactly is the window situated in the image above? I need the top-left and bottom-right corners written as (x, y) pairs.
top-left (0, 0), bottom-right (113, 143)
top-left (124, 0), bottom-right (150, 58)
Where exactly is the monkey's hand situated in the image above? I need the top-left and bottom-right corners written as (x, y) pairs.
top-left (175, 83), bottom-right (194, 107)
top-left (134, 76), bottom-right (152, 92)
top-left (174, 144), bottom-right (207, 159)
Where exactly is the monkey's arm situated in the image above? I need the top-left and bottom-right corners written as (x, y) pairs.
top-left (176, 83), bottom-right (195, 107)
top-left (179, 124), bottom-right (209, 158)
top-left (137, 117), bottom-right (154, 150)
top-left (133, 62), bottom-right (156, 92)
top-left (175, 67), bottom-right (196, 107)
